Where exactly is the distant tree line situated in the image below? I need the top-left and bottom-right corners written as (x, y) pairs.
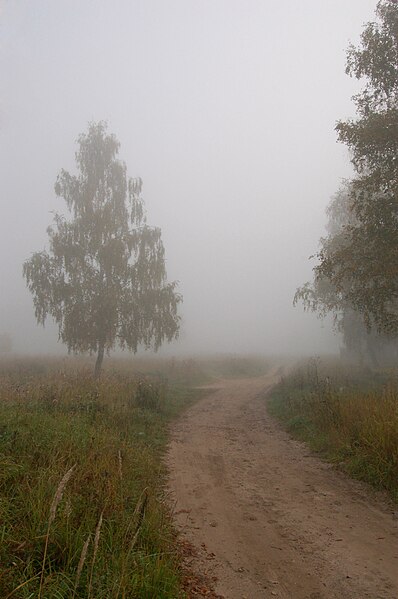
top-left (295, 0), bottom-right (398, 366)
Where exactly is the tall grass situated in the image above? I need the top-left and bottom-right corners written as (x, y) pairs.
top-left (0, 356), bottom-right (205, 598)
top-left (268, 358), bottom-right (398, 501)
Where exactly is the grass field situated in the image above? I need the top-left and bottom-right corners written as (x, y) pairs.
top-left (0, 355), bottom-right (208, 598)
top-left (268, 357), bottom-right (398, 502)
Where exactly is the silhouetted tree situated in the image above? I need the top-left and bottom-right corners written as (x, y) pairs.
top-left (24, 122), bottom-right (181, 376)
top-left (294, 184), bottom-right (363, 349)
top-left (295, 183), bottom-right (398, 365)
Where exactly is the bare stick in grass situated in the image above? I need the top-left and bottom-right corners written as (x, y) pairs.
top-left (5, 574), bottom-right (41, 599)
top-left (39, 464), bottom-right (76, 599)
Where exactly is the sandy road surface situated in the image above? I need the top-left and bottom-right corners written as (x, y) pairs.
top-left (167, 370), bottom-right (398, 599)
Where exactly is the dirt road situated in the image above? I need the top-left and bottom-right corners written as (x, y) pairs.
top-left (167, 370), bottom-right (398, 598)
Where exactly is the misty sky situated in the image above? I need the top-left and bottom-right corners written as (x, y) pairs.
top-left (0, 0), bottom-right (377, 355)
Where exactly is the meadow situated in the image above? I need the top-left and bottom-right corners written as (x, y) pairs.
top-left (268, 357), bottom-right (398, 502)
top-left (0, 353), bottom-right (270, 598)
top-left (0, 355), bottom-right (208, 598)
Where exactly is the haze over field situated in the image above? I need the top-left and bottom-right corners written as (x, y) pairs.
top-left (0, 0), bottom-right (377, 355)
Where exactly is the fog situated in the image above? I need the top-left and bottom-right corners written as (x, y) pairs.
top-left (0, 0), bottom-right (376, 356)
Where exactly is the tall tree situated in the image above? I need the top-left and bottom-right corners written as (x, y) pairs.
top-left (329, 0), bottom-right (398, 333)
top-left (24, 122), bottom-right (181, 376)
top-left (295, 185), bottom-right (360, 346)
top-left (295, 183), bottom-right (396, 365)
top-left (298, 1), bottom-right (398, 337)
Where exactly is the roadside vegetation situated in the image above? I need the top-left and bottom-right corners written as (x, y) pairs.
top-left (0, 355), bottom-right (207, 598)
top-left (268, 358), bottom-right (398, 502)
top-left (287, 0), bottom-right (398, 505)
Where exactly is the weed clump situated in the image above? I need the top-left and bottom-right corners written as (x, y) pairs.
top-left (134, 377), bottom-right (167, 411)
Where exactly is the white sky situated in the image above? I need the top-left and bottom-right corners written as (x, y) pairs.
top-left (0, 0), bottom-right (377, 355)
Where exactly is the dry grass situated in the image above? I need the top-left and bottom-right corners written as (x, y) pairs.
top-left (73, 534), bottom-right (90, 597)
top-left (39, 464), bottom-right (76, 598)
top-left (269, 358), bottom-right (398, 501)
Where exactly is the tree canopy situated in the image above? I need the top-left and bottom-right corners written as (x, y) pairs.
top-left (329, 0), bottom-right (398, 333)
top-left (296, 0), bottom-right (398, 347)
top-left (294, 183), bottom-right (395, 365)
top-left (23, 122), bottom-right (181, 375)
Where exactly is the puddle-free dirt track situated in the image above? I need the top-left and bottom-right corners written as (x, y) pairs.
top-left (167, 370), bottom-right (398, 598)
